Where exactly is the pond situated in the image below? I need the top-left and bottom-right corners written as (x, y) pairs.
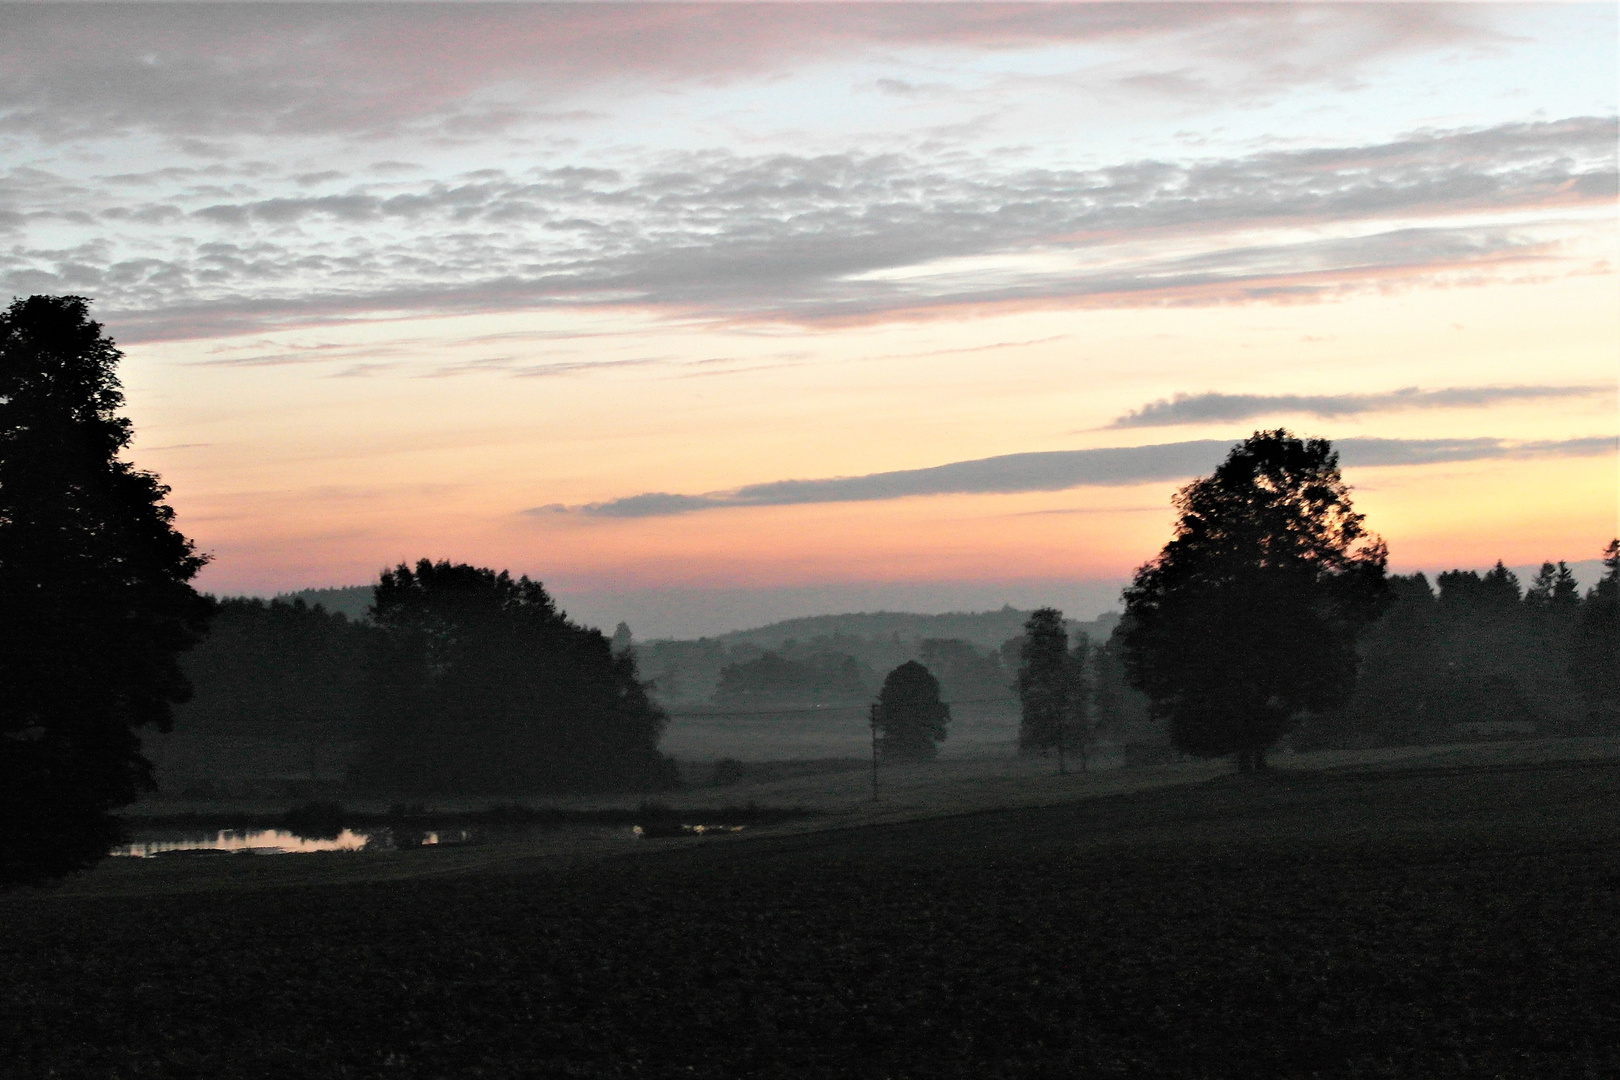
top-left (111, 828), bottom-right (470, 857)
top-left (110, 814), bottom-right (767, 856)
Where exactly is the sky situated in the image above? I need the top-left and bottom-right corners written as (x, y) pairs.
top-left (4, 2), bottom-right (1616, 637)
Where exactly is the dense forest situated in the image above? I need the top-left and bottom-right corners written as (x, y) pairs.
top-left (146, 563), bottom-right (678, 798)
top-left (144, 597), bottom-right (377, 796)
top-left (1301, 558), bottom-right (1615, 746)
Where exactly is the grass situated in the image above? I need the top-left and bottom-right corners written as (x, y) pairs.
top-left (3, 758), bottom-right (1618, 1078)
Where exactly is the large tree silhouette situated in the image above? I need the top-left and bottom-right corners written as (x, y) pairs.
top-left (1016, 608), bottom-right (1090, 767)
top-left (1571, 539), bottom-right (1619, 728)
top-left (873, 660), bottom-right (949, 762)
top-left (0, 296), bottom-right (210, 886)
top-left (1121, 431), bottom-right (1388, 770)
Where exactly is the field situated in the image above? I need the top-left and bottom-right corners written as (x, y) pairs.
top-left (4, 746), bottom-right (1619, 1078)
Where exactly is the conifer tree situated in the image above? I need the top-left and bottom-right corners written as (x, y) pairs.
top-left (1571, 539), bottom-right (1619, 728)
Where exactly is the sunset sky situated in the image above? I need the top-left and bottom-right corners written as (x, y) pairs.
top-left (5, 2), bottom-right (1616, 636)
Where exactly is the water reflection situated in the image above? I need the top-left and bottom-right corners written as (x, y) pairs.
top-left (113, 829), bottom-right (371, 857)
top-left (111, 828), bottom-right (475, 857)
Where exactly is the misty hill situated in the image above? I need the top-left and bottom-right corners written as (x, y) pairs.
top-left (268, 593), bottom-right (1122, 646)
top-left (690, 607), bottom-right (1120, 652)
top-left (276, 585), bottom-right (375, 621)
top-left (632, 607), bottom-right (1121, 708)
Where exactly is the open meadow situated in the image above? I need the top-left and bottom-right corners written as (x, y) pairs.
top-left (4, 740), bottom-right (1618, 1079)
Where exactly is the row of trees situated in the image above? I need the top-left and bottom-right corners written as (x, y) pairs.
top-left (865, 610), bottom-right (1096, 767)
top-left (711, 650), bottom-right (876, 706)
top-left (1305, 554), bottom-right (1616, 746)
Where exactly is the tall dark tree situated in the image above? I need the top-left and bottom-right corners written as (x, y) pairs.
top-left (873, 660), bottom-right (949, 762)
top-left (149, 597), bottom-right (377, 788)
top-left (712, 650), bottom-right (873, 706)
top-left (1065, 631), bottom-right (1093, 770)
top-left (352, 560), bottom-right (677, 795)
top-left (1525, 561), bottom-right (1580, 609)
top-left (1432, 563), bottom-right (1552, 733)
top-left (1516, 559), bottom-right (1585, 734)
top-left (1333, 573), bottom-right (1443, 746)
top-left (1016, 611), bottom-right (1092, 769)
top-left (918, 637), bottom-right (1011, 704)
top-left (1571, 539), bottom-right (1619, 729)
top-left (1017, 608), bottom-right (1071, 757)
top-left (0, 296), bottom-right (210, 886)
top-left (1121, 431), bottom-right (1388, 770)
top-left (1090, 632), bottom-right (1144, 741)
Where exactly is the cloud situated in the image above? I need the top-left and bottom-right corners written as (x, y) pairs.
top-left (0, 5), bottom-right (1490, 141)
top-left (8, 114), bottom-right (1612, 344)
top-left (1338, 436), bottom-right (1616, 468)
top-left (562, 436), bottom-right (1618, 518)
top-left (565, 492), bottom-right (729, 519)
top-left (1109, 385), bottom-right (1612, 427)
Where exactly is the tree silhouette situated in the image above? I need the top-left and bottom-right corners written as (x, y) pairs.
top-left (874, 660), bottom-right (949, 762)
top-left (1327, 573), bottom-right (1444, 746)
top-left (1065, 631), bottom-right (1093, 770)
top-left (1018, 608), bottom-right (1079, 760)
top-left (351, 560), bottom-right (677, 795)
top-left (0, 296), bottom-right (210, 886)
top-left (157, 597), bottom-right (376, 786)
top-left (1525, 561), bottom-right (1580, 609)
top-left (1091, 632), bottom-right (1148, 742)
top-left (918, 637), bottom-right (1011, 703)
top-left (712, 649), bottom-right (874, 706)
top-left (1571, 539), bottom-right (1619, 728)
top-left (1121, 431), bottom-right (1388, 770)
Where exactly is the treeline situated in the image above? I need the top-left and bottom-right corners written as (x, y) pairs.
top-left (150, 551), bottom-right (1616, 798)
top-left (152, 560), bottom-right (677, 798)
top-left (701, 637), bottom-right (1016, 709)
top-left (1035, 550), bottom-right (1620, 759)
top-left (1302, 554), bottom-right (1618, 747)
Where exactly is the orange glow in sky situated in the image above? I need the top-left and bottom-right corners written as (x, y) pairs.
top-left (10, 4), bottom-right (1615, 634)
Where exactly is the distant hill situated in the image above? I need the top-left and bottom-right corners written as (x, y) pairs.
top-left (258, 592), bottom-right (1122, 645)
top-left (631, 607), bottom-right (1123, 707)
top-left (275, 585), bottom-right (375, 622)
top-left (685, 607), bottom-right (1120, 650)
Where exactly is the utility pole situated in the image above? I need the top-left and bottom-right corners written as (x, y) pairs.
top-left (1056, 697), bottom-right (1067, 776)
top-left (869, 702), bottom-right (881, 801)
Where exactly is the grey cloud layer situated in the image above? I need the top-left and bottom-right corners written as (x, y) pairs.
top-left (564, 436), bottom-right (1617, 518)
top-left (1110, 385), bottom-right (1611, 427)
top-left (4, 116), bottom-right (1612, 342)
top-left (0, 4), bottom-right (1484, 140)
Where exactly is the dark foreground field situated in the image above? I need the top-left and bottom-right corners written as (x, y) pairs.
top-left (4, 761), bottom-right (1619, 1079)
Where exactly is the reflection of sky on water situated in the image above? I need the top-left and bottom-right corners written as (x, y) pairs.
top-left (113, 828), bottom-right (373, 857)
top-left (112, 822), bottom-right (737, 857)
